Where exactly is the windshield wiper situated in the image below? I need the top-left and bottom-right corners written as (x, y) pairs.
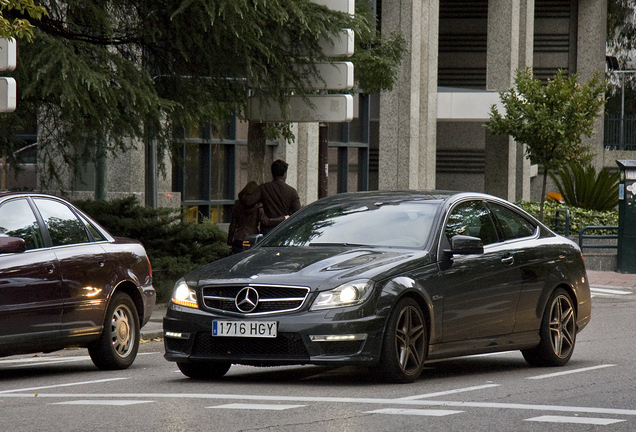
top-left (308, 242), bottom-right (367, 247)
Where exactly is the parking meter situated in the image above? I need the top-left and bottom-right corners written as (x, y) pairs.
top-left (616, 160), bottom-right (636, 273)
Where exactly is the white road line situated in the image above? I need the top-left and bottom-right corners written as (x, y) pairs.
top-left (209, 403), bottom-right (305, 410)
top-left (4, 392), bottom-right (636, 416)
top-left (525, 415), bottom-right (625, 425)
top-left (0, 378), bottom-right (128, 394)
top-left (526, 364), bottom-right (616, 380)
top-left (397, 384), bottom-right (500, 400)
top-left (365, 408), bottom-right (463, 416)
top-left (51, 400), bottom-right (154, 406)
top-left (0, 352), bottom-right (159, 368)
top-left (591, 287), bottom-right (632, 295)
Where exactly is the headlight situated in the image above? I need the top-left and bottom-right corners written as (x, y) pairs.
top-left (310, 280), bottom-right (373, 311)
top-left (171, 279), bottom-right (198, 309)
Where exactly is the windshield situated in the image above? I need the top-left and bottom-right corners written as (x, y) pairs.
top-left (263, 201), bottom-right (440, 249)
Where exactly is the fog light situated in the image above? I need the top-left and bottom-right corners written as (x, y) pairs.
top-left (165, 331), bottom-right (184, 338)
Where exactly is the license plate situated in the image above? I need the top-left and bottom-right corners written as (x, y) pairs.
top-left (212, 320), bottom-right (277, 338)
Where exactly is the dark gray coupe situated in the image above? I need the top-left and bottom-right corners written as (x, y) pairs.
top-left (164, 191), bottom-right (591, 383)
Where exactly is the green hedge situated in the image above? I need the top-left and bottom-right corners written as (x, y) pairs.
top-left (74, 196), bottom-right (230, 302)
top-left (515, 200), bottom-right (618, 235)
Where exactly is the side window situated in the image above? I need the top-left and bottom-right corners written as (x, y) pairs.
top-left (79, 213), bottom-right (106, 241)
top-left (0, 198), bottom-right (44, 250)
top-left (445, 200), bottom-right (499, 246)
top-left (34, 198), bottom-right (89, 246)
top-left (489, 203), bottom-right (537, 240)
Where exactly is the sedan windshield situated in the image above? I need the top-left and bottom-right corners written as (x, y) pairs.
top-left (263, 201), bottom-right (440, 249)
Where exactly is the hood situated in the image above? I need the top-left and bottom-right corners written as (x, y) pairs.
top-left (186, 246), bottom-right (430, 291)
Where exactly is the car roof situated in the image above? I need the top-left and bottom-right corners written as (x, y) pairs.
top-left (311, 190), bottom-right (496, 206)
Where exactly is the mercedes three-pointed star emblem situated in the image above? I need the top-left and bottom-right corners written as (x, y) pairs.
top-left (235, 286), bottom-right (259, 313)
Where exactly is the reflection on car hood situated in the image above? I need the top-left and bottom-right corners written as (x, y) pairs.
top-left (186, 246), bottom-right (430, 290)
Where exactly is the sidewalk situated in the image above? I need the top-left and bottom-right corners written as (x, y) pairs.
top-left (139, 270), bottom-right (636, 340)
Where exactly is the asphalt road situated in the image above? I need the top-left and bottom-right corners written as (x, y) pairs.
top-left (0, 284), bottom-right (634, 432)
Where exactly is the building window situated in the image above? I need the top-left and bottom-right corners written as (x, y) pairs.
top-left (173, 123), bottom-right (237, 224)
top-left (327, 93), bottom-right (371, 195)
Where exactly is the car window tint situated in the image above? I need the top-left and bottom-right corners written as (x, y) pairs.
top-left (79, 213), bottom-right (106, 241)
top-left (489, 203), bottom-right (537, 240)
top-left (34, 198), bottom-right (89, 246)
top-left (445, 200), bottom-right (498, 245)
top-left (0, 198), bottom-right (44, 250)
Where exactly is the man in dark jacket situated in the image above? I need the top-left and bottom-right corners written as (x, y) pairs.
top-left (259, 159), bottom-right (301, 234)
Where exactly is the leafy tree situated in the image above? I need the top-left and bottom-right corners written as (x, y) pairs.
top-left (0, 0), bottom-right (45, 41)
top-left (2, 0), bottom-right (405, 194)
top-left (486, 68), bottom-right (606, 221)
top-left (549, 161), bottom-right (620, 211)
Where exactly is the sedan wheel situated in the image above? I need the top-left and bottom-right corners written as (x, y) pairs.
top-left (89, 292), bottom-right (140, 370)
top-left (522, 288), bottom-right (576, 367)
top-left (377, 298), bottom-right (427, 383)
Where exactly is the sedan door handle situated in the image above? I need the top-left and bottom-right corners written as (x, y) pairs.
top-left (501, 255), bottom-right (514, 266)
top-left (98, 260), bottom-right (105, 268)
top-left (46, 266), bottom-right (55, 274)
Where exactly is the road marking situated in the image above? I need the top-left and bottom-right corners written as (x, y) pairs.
top-left (525, 415), bottom-right (625, 425)
top-left (0, 352), bottom-right (159, 368)
top-left (209, 403), bottom-right (305, 410)
top-left (397, 384), bottom-right (500, 400)
top-left (51, 400), bottom-right (154, 406)
top-left (591, 287), bottom-right (632, 295)
top-left (526, 364), bottom-right (615, 380)
top-left (365, 408), bottom-right (462, 416)
top-left (4, 392), bottom-right (636, 416)
top-left (0, 378), bottom-right (128, 394)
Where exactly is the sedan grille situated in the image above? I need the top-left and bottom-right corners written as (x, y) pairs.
top-left (201, 284), bottom-right (310, 315)
top-left (192, 332), bottom-right (309, 360)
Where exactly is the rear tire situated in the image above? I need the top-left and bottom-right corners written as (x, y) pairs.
top-left (376, 297), bottom-right (427, 383)
top-left (177, 361), bottom-right (231, 380)
top-left (522, 288), bottom-right (576, 367)
top-left (89, 292), bottom-right (140, 370)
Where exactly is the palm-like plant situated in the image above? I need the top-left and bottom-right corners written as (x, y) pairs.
top-left (549, 162), bottom-right (620, 211)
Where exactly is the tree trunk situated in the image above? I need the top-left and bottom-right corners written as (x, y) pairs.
top-left (247, 122), bottom-right (267, 185)
top-left (95, 140), bottom-right (108, 201)
top-left (539, 168), bottom-right (549, 222)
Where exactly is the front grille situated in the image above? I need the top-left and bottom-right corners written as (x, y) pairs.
top-left (191, 332), bottom-right (309, 360)
top-left (316, 341), bottom-right (365, 356)
top-left (202, 284), bottom-right (310, 315)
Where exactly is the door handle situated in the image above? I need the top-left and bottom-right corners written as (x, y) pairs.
top-left (97, 260), bottom-right (105, 268)
top-left (501, 255), bottom-right (514, 266)
top-left (46, 266), bottom-right (55, 274)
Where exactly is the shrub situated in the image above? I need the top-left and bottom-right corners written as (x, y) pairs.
top-left (549, 161), bottom-right (619, 211)
top-left (516, 200), bottom-right (618, 235)
top-left (74, 196), bottom-right (229, 302)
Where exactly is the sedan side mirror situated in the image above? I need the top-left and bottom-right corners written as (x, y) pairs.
top-left (242, 234), bottom-right (263, 251)
top-left (0, 236), bottom-right (26, 254)
top-left (445, 235), bottom-right (484, 256)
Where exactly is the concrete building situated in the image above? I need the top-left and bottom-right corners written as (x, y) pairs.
top-left (34, 0), bottom-right (611, 224)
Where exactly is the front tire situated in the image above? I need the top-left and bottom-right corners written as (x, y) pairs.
top-left (376, 297), bottom-right (427, 383)
top-left (89, 292), bottom-right (140, 370)
top-left (177, 361), bottom-right (231, 380)
top-left (522, 288), bottom-right (576, 367)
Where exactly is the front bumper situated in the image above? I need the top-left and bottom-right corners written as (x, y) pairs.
top-left (163, 302), bottom-right (387, 367)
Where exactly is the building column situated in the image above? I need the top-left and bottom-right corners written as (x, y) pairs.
top-left (516, 0), bottom-right (534, 201)
top-left (485, 0), bottom-right (520, 201)
top-left (379, 0), bottom-right (439, 191)
top-left (577, 0), bottom-right (607, 171)
top-left (275, 123), bottom-right (318, 207)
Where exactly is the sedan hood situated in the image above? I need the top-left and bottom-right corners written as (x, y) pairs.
top-left (186, 246), bottom-right (430, 291)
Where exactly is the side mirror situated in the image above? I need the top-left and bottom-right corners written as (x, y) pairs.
top-left (242, 234), bottom-right (263, 251)
top-left (445, 235), bottom-right (484, 256)
top-left (0, 236), bottom-right (26, 254)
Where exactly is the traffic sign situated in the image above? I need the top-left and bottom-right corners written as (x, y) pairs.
top-left (0, 39), bottom-right (16, 72)
top-left (248, 94), bottom-right (353, 122)
top-left (312, 0), bottom-right (354, 14)
top-left (319, 29), bottom-right (354, 57)
top-left (0, 77), bottom-right (17, 112)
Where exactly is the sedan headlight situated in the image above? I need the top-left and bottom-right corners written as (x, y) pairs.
top-left (310, 280), bottom-right (373, 311)
top-left (171, 279), bottom-right (198, 309)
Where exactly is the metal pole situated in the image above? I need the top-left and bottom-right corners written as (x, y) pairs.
top-left (318, 122), bottom-right (329, 198)
top-left (621, 73), bottom-right (625, 149)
